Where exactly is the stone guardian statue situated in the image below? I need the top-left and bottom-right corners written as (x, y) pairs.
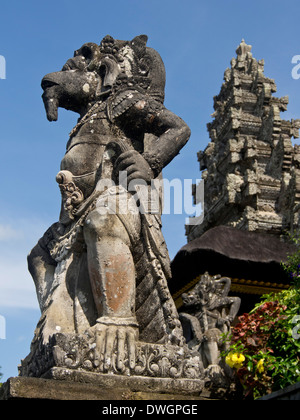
top-left (23, 35), bottom-right (193, 377)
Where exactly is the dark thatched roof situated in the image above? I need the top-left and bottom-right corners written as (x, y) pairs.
top-left (169, 226), bottom-right (296, 295)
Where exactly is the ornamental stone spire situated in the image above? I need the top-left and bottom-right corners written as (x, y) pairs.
top-left (186, 40), bottom-right (300, 242)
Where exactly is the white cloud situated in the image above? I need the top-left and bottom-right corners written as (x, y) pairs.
top-left (0, 224), bottom-right (22, 241)
top-left (0, 257), bottom-right (39, 309)
top-left (0, 218), bottom-right (49, 310)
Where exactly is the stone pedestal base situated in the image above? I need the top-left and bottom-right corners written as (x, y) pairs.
top-left (1, 373), bottom-right (219, 400)
top-left (13, 331), bottom-right (241, 401)
top-left (1, 366), bottom-right (242, 400)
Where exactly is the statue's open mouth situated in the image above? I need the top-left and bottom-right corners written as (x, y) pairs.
top-left (41, 78), bottom-right (59, 90)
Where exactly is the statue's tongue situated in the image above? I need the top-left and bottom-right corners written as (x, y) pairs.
top-left (42, 87), bottom-right (59, 121)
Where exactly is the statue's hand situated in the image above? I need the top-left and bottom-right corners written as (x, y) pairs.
top-left (95, 320), bottom-right (138, 372)
top-left (216, 316), bottom-right (231, 330)
top-left (114, 150), bottom-right (154, 186)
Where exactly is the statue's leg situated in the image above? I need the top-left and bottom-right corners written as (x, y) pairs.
top-left (83, 210), bottom-right (136, 319)
top-left (83, 189), bottom-right (141, 371)
top-left (202, 328), bottom-right (223, 371)
top-left (203, 341), bottom-right (220, 366)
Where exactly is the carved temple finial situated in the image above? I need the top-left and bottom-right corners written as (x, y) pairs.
top-left (236, 39), bottom-right (252, 56)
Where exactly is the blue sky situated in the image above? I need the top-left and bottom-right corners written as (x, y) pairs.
top-left (1, 0), bottom-right (300, 382)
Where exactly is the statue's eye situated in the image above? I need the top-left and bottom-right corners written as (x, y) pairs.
top-left (74, 45), bottom-right (93, 61)
top-left (62, 63), bottom-right (72, 71)
top-left (81, 46), bottom-right (93, 60)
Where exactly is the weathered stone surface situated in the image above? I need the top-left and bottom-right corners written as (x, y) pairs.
top-left (1, 376), bottom-right (123, 400)
top-left (186, 39), bottom-right (300, 242)
top-left (0, 375), bottom-right (225, 400)
top-left (18, 331), bottom-right (241, 398)
top-left (20, 334), bottom-right (204, 380)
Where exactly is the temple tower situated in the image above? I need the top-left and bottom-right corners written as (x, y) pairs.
top-left (186, 40), bottom-right (300, 242)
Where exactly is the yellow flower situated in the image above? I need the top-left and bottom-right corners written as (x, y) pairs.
top-left (256, 359), bottom-right (265, 373)
top-left (225, 352), bottom-right (245, 369)
top-left (225, 354), bottom-right (234, 368)
top-left (233, 353), bottom-right (245, 364)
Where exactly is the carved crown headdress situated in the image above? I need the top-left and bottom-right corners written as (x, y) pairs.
top-left (98, 35), bottom-right (166, 103)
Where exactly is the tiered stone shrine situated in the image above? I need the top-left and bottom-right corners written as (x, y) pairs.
top-left (187, 40), bottom-right (300, 242)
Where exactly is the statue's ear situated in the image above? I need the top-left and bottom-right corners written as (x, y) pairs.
top-left (132, 34), bottom-right (148, 44)
top-left (131, 35), bottom-right (148, 57)
top-left (97, 57), bottom-right (121, 94)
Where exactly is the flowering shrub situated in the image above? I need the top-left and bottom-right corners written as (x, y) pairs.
top-left (223, 289), bottom-right (300, 399)
top-left (223, 232), bottom-right (300, 399)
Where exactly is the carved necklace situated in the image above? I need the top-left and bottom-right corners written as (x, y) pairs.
top-left (68, 97), bottom-right (109, 139)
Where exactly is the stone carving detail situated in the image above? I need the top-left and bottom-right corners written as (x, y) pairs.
top-left (20, 271), bottom-right (240, 386)
top-left (56, 170), bottom-right (85, 224)
top-left (20, 332), bottom-right (203, 380)
top-left (186, 40), bottom-right (300, 241)
top-left (179, 273), bottom-right (241, 374)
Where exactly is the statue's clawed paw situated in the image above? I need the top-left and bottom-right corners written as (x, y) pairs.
top-left (94, 318), bottom-right (139, 372)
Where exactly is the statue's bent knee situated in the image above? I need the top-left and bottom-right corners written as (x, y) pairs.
top-left (84, 187), bottom-right (141, 247)
top-left (84, 210), bottom-right (131, 247)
